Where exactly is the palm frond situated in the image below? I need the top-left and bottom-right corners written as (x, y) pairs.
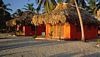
top-left (36, 0), bottom-right (43, 12)
top-left (32, 3), bottom-right (98, 26)
top-left (57, 0), bottom-right (63, 3)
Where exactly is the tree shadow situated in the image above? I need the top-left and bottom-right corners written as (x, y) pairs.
top-left (49, 52), bottom-right (81, 57)
top-left (82, 52), bottom-right (100, 57)
top-left (0, 50), bottom-right (32, 57)
top-left (49, 52), bottom-right (100, 57)
top-left (0, 40), bottom-right (67, 51)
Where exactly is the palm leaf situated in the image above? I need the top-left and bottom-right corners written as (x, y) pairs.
top-left (44, 0), bottom-right (50, 12)
top-left (6, 8), bottom-right (12, 11)
top-left (57, 0), bottom-right (63, 3)
top-left (51, 0), bottom-right (57, 5)
top-left (37, 0), bottom-right (43, 12)
top-left (22, 8), bottom-right (28, 10)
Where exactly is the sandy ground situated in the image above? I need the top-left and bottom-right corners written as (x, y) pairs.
top-left (0, 41), bottom-right (100, 57)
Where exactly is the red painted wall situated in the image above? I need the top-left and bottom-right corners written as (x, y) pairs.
top-left (84, 26), bottom-right (98, 40)
top-left (16, 25), bottom-right (45, 36)
top-left (70, 24), bottom-right (98, 40)
top-left (70, 24), bottom-right (81, 40)
top-left (37, 24), bottom-right (45, 35)
top-left (25, 25), bottom-right (45, 36)
top-left (24, 26), bottom-right (32, 36)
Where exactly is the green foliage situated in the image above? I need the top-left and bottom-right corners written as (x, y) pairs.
top-left (14, 9), bottom-right (34, 26)
top-left (87, 0), bottom-right (100, 15)
top-left (32, 34), bottom-right (37, 39)
top-left (57, 0), bottom-right (63, 3)
top-left (49, 25), bottom-right (54, 37)
top-left (23, 3), bottom-right (35, 12)
top-left (0, 0), bottom-right (12, 30)
top-left (97, 39), bottom-right (100, 43)
top-left (49, 31), bottom-right (53, 36)
top-left (16, 29), bottom-right (23, 33)
top-left (36, 0), bottom-right (57, 13)
top-left (12, 9), bottom-right (23, 18)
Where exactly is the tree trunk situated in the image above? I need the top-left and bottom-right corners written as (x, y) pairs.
top-left (74, 0), bottom-right (85, 41)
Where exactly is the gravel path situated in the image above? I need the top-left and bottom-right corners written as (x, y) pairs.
top-left (0, 41), bottom-right (100, 57)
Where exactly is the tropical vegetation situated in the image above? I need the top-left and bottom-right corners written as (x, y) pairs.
top-left (0, 0), bottom-right (12, 32)
top-left (87, 0), bottom-right (100, 16)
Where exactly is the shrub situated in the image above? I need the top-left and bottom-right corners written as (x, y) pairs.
top-left (32, 34), bottom-right (37, 39)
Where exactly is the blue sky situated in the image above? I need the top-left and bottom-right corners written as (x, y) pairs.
top-left (4, 0), bottom-right (37, 14)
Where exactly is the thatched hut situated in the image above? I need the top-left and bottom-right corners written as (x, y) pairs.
top-left (6, 19), bottom-right (16, 27)
top-left (32, 3), bottom-right (99, 40)
top-left (6, 11), bottom-right (37, 36)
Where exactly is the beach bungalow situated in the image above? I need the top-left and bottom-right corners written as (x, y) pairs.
top-left (6, 11), bottom-right (45, 36)
top-left (32, 3), bottom-right (99, 40)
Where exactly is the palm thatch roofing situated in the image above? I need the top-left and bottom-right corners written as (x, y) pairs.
top-left (6, 11), bottom-right (34, 26)
top-left (6, 19), bottom-right (16, 27)
top-left (32, 3), bottom-right (99, 26)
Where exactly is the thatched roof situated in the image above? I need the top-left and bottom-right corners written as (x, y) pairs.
top-left (32, 3), bottom-right (98, 26)
top-left (6, 19), bottom-right (16, 27)
top-left (16, 11), bottom-right (34, 21)
top-left (6, 11), bottom-right (34, 26)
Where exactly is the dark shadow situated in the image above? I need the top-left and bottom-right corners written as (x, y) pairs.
top-left (82, 52), bottom-right (100, 57)
top-left (0, 40), bottom-right (67, 51)
top-left (0, 50), bottom-right (32, 57)
top-left (0, 38), bottom-right (33, 43)
top-left (49, 52), bottom-right (81, 57)
top-left (50, 52), bottom-right (100, 57)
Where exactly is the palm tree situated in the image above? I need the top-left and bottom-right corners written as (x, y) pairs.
top-left (87, 0), bottom-right (100, 15)
top-left (36, 0), bottom-right (57, 13)
top-left (23, 3), bottom-right (35, 13)
top-left (22, 3), bottom-right (36, 24)
top-left (0, 0), bottom-right (12, 31)
top-left (12, 9), bottom-right (23, 18)
top-left (73, 0), bottom-right (100, 41)
top-left (63, 0), bottom-right (86, 41)
top-left (56, 0), bottom-right (85, 41)
top-left (65, 0), bottom-right (85, 41)
top-left (74, 0), bottom-right (85, 41)
top-left (65, 0), bottom-right (87, 8)
top-left (36, 0), bottom-right (88, 13)
top-left (0, 0), bottom-right (12, 15)
top-left (57, 0), bottom-right (85, 40)
top-left (37, 0), bottom-right (85, 13)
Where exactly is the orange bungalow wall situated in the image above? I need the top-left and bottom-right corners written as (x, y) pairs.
top-left (46, 23), bottom-right (71, 39)
top-left (46, 23), bottom-right (98, 40)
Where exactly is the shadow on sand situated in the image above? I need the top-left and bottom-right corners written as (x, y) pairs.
top-left (50, 52), bottom-right (100, 57)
